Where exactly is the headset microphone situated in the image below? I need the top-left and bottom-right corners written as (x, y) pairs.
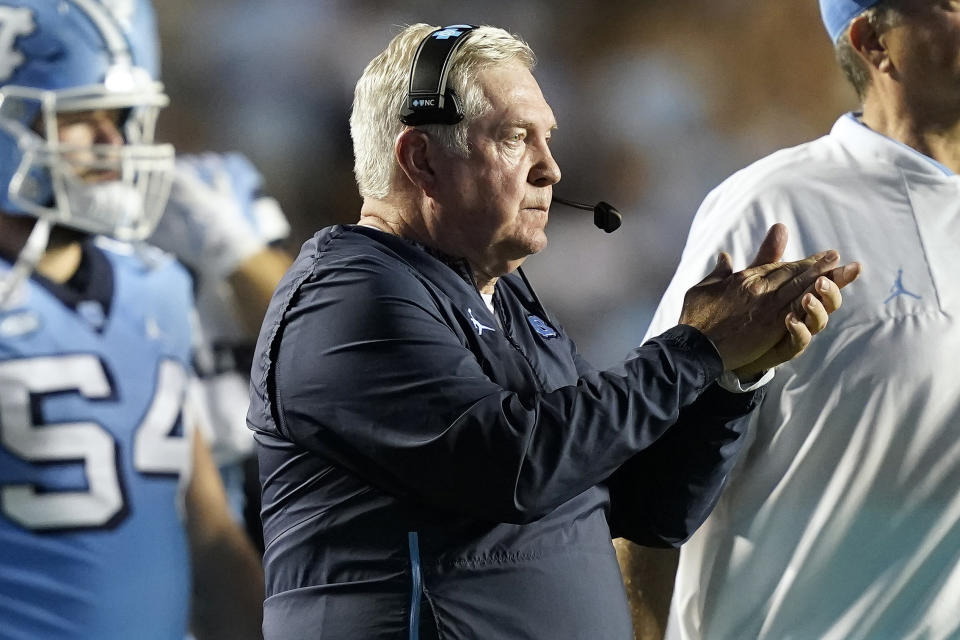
top-left (552, 196), bottom-right (623, 233)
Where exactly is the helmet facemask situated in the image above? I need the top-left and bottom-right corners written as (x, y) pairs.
top-left (1, 76), bottom-right (174, 243)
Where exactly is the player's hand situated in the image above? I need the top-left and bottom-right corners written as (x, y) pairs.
top-left (679, 224), bottom-right (861, 372)
top-left (148, 153), bottom-right (289, 279)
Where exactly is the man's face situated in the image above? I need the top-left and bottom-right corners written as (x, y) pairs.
top-left (42, 107), bottom-right (152, 240)
top-left (883, 0), bottom-right (960, 116)
top-left (55, 109), bottom-right (127, 182)
top-left (429, 62), bottom-right (561, 279)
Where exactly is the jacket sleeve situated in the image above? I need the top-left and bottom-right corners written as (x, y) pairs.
top-left (268, 253), bottom-right (743, 525)
top-left (605, 382), bottom-right (763, 547)
top-left (614, 172), bottom-right (811, 545)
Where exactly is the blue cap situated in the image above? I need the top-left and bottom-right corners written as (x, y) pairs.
top-left (819, 0), bottom-right (882, 42)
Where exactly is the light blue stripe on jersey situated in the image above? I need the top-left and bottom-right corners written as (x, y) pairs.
top-left (408, 531), bottom-right (422, 640)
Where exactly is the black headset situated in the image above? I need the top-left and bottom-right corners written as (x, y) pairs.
top-left (399, 24), bottom-right (622, 233)
top-left (399, 24), bottom-right (476, 126)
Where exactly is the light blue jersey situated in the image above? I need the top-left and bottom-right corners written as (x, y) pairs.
top-left (0, 241), bottom-right (195, 640)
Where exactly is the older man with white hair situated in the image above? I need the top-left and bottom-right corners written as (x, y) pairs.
top-left (619, 0), bottom-right (960, 638)
top-left (248, 23), bottom-right (857, 639)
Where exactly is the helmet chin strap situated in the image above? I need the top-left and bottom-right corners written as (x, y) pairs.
top-left (0, 217), bottom-right (51, 310)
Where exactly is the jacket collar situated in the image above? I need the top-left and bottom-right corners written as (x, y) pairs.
top-left (833, 113), bottom-right (955, 177)
top-left (348, 224), bottom-right (478, 290)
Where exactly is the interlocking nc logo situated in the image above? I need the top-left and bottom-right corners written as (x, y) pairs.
top-left (0, 7), bottom-right (36, 82)
top-left (433, 28), bottom-right (465, 40)
top-left (527, 315), bottom-right (557, 339)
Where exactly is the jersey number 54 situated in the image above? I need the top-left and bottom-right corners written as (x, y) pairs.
top-left (0, 354), bottom-right (191, 531)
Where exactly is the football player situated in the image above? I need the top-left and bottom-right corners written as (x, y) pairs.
top-left (0, 1), bottom-right (263, 638)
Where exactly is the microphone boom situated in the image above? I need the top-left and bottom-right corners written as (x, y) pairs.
top-left (553, 196), bottom-right (623, 233)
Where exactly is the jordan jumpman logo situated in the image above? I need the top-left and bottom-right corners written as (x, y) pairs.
top-left (468, 308), bottom-right (495, 336)
top-left (884, 269), bottom-right (922, 304)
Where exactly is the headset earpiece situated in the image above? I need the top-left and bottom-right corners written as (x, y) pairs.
top-left (399, 24), bottom-right (477, 127)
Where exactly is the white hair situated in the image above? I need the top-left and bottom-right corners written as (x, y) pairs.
top-left (350, 24), bottom-right (536, 199)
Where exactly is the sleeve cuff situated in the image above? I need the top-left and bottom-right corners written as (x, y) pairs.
top-left (718, 368), bottom-right (775, 393)
top-left (655, 325), bottom-right (725, 390)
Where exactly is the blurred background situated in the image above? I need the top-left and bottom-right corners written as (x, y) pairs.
top-left (154, 0), bottom-right (857, 368)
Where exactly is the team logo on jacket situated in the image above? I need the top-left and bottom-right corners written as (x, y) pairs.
top-left (527, 315), bottom-right (557, 339)
top-left (468, 308), bottom-right (495, 336)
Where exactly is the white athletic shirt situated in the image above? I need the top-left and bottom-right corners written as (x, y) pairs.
top-left (645, 114), bottom-right (960, 640)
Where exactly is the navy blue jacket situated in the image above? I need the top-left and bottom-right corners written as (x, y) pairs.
top-left (248, 225), bottom-right (762, 639)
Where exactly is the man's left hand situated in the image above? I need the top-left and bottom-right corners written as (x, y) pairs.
top-left (733, 256), bottom-right (862, 379)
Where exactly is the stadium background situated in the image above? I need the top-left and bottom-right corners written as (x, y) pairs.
top-left (154, 0), bottom-right (857, 367)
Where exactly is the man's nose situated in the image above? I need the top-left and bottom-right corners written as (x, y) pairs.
top-left (530, 144), bottom-right (561, 187)
top-left (94, 116), bottom-right (125, 146)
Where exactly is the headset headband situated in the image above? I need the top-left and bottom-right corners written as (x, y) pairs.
top-left (399, 24), bottom-right (477, 126)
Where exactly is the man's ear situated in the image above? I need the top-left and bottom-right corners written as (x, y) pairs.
top-left (395, 128), bottom-right (438, 196)
top-left (849, 14), bottom-right (891, 74)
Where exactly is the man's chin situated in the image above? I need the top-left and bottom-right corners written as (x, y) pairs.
top-left (525, 232), bottom-right (548, 255)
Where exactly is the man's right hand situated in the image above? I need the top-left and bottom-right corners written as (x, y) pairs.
top-left (678, 224), bottom-right (861, 372)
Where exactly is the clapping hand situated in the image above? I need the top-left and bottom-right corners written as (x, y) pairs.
top-left (680, 223), bottom-right (862, 375)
